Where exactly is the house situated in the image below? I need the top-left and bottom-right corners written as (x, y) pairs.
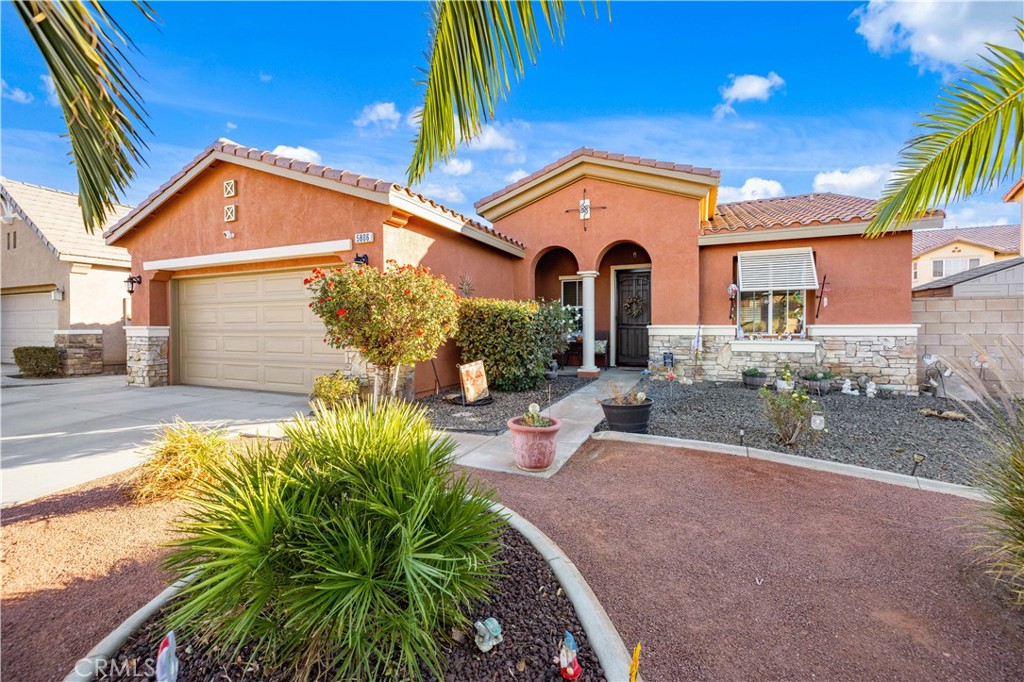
top-left (107, 142), bottom-right (939, 395)
top-left (911, 224), bottom-right (1021, 287)
top-left (1, 179), bottom-right (132, 373)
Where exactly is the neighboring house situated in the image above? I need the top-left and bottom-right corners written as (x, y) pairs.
top-left (911, 224), bottom-right (1021, 287)
top-left (107, 142), bottom-right (940, 395)
top-left (1, 179), bottom-right (132, 372)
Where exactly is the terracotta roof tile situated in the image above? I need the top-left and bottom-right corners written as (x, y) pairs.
top-left (912, 224), bottom-right (1021, 257)
top-left (475, 146), bottom-right (721, 209)
top-left (105, 139), bottom-right (524, 250)
top-left (702, 192), bottom-right (943, 233)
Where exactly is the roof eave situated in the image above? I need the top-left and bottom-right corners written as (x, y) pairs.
top-left (697, 215), bottom-right (940, 246)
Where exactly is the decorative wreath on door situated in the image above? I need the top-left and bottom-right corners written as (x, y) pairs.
top-left (622, 295), bottom-right (644, 318)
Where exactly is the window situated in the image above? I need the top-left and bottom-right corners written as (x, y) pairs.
top-left (4, 230), bottom-right (15, 250)
top-left (736, 247), bottom-right (818, 338)
top-left (932, 257), bottom-right (981, 278)
top-left (912, 261), bottom-right (918, 281)
top-left (561, 279), bottom-right (583, 334)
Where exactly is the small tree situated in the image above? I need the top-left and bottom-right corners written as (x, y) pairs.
top-left (306, 261), bottom-right (459, 401)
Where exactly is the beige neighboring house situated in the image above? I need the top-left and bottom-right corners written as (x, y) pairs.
top-left (1, 179), bottom-right (132, 372)
top-left (911, 223), bottom-right (1021, 287)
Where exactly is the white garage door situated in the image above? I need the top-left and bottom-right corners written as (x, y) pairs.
top-left (178, 270), bottom-right (349, 393)
top-left (1, 292), bottom-right (58, 363)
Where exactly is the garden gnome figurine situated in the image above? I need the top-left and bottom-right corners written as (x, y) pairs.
top-left (558, 630), bottom-right (582, 680)
top-left (865, 381), bottom-right (877, 398)
top-left (474, 618), bottom-right (503, 653)
top-left (155, 631), bottom-right (178, 682)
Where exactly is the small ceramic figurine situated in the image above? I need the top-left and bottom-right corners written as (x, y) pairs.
top-left (841, 379), bottom-right (860, 396)
top-left (474, 618), bottom-right (503, 653)
top-left (865, 381), bottom-right (877, 398)
top-left (558, 631), bottom-right (581, 680)
top-left (155, 631), bottom-right (178, 682)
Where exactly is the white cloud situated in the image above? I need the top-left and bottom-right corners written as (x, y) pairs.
top-left (717, 177), bottom-right (786, 203)
top-left (415, 183), bottom-right (466, 205)
top-left (504, 169), bottom-right (529, 184)
top-left (405, 107), bottom-right (422, 128)
top-left (225, 121), bottom-right (238, 131)
top-left (441, 158), bottom-right (474, 176)
top-left (259, 70), bottom-right (273, 83)
top-left (39, 75), bottom-right (58, 106)
top-left (271, 145), bottom-right (322, 164)
top-left (354, 101), bottom-right (402, 130)
top-left (852, 1), bottom-right (1018, 71)
top-left (466, 123), bottom-right (517, 151)
top-left (2, 80), bottom-right (34, 104)
top-left (943, 199), bottom-right (1019, 228)
top-left (812, 164), bottom-right (894, 197)
top-left (713, 72), bottom-right (785, 121)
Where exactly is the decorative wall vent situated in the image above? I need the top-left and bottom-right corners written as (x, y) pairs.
top-left (224, 204), bottom-right (237, 222)
top-left (223, 179), bottom-right (237, 198)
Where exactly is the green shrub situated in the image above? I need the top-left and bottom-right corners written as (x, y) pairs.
top-left (309, 371), bottom-right (361, 409)
top-left (455, 298), bottom-right (574, 392)
top-left (742, 367), bottom-right (765, 377)
top-left (12, 346), bottom-right (59, 377)
top-left (131, 418), bottom-right (235, 501)
top-left (164, 400), bottom-right (504, 680)
top-left (758, 385), bottom-right (818, 446)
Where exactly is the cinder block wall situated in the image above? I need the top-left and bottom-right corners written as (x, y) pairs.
top-left (912, 296), bottom-right (1024, 392)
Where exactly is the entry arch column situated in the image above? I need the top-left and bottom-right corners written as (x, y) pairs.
top-left (577, 270), bottom-right (600, 378)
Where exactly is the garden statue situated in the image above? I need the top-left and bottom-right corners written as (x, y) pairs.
top-left (558, 630), bottom-right (581, 680)
top-left (474, 618), bottom-right (503, 653)
top-left (841, 379), bottom-right (860, 396)
top-left (546, 358), bottom-right (559, 381)
top-left (865, 381), bottom-right (877, 398)
top-left (155, 631), bottom-right (178, 682)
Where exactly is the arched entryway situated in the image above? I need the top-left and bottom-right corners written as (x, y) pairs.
top-left (598, 242), bottom-right (652, 366)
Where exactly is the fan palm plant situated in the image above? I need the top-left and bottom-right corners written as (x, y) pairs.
top-left (866, 20), bottom-right (1023, 236)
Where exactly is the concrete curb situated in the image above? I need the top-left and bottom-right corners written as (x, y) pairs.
top-left (66, 507), bottom-right (635, 682)
top-left (591, 431), bottom-right (986, 502)
top-left (495, 502), bottom-right (638, 682)
top-left (64, 575), bottom-right (196, 682)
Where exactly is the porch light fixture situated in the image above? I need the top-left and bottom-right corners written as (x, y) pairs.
top-left (51, 286), bottom-right (64, 302)
top-left (125, 275), bottom-right (142, 295)
top-left (354, 253), bottom-right (369, 265)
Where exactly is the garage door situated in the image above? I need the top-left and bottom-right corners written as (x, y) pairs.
top-left (178, 270), bottom-right (349, 393)
top-left (1, 292), bottom-right (58, 363)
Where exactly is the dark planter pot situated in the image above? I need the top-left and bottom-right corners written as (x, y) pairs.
top-left (742, 374), bottom-right (766, 389)
top-left (600, 399), bottom-right (653, 434)
top-left (801, 378), bottom-right (833, 395)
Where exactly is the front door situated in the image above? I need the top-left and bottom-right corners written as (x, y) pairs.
top-left (616, 270), bottom-right (651, 366)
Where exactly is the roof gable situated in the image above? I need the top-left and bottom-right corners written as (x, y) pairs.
top-left (0, 178), bottom-right (131, 267)
top-left (913, 256), bottom-right (1024, 291)
top-left (912, 224), bottom-right (1021, 257)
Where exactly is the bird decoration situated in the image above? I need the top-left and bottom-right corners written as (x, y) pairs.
top-left (558, 630), bottom-right (581, 680)
top-left (155, 631), bottom-right (178, 682)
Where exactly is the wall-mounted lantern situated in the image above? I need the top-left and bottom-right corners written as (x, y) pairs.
top-left (51, 286), bottom-right (64, 301)
top-left (125, 275), bottom-right (142, 295)
top-left (354, 253), bottom-right (369, 266)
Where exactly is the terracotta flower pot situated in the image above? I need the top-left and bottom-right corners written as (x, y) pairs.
top-left (507, 416), bottom-right (561, 471)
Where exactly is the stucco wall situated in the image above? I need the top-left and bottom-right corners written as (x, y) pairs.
top-left (913, 241), bottom-right (1015, 287)
top-left (69, 265), bottom-right (129, 366)
top-left (1, 216), bottom-right (71, 328)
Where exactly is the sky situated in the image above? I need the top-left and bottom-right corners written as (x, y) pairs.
top-left (1, 0), bottom-right (1020, 228)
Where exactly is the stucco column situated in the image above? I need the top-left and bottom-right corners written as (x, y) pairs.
top-left (578, 271), bottom-right (600, 377)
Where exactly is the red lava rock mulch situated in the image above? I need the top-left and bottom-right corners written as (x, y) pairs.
top-left (1, 472), bottom-right (187, 682)
top-left (465, 439), bottom-right (1024, 682)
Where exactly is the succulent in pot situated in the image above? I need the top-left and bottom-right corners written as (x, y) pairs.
top-left (800, 369), bottom-right (835, 395)
top-left (507, 403), bottom-right (561, 471)
top-left (742, 367), bottom-right (766, 388)
top-left (598, 383), bottom-right (653, 434)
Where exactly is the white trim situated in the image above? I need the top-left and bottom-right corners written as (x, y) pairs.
top-left (609, 264), bottom-right (652, 367)
top-left (697, 216), bottom-right (944, 246)
top-left (125, 326), bottom-right (170, 338)
top-left (577, 270), bottom-right (599, 277)
top-left (388, 189), bottom-right (525, 258)
top-left (143, 239), bottom-right (352, 271)
top-left (53, 329), bottom-right (102, 335)
top-left (646, 324), bottom-right (735, 337)
top-left (558, 274), bottom-right (582, 281)
top-left (807, 324), bottom-right (919, 337)
top-left (737, 246), bottom-right (818, 292)
top-left (729, 339), bottom-right (818, 353)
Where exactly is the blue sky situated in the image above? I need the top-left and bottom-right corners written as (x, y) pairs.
top-left (1, 1), bottom-right (1020, 227)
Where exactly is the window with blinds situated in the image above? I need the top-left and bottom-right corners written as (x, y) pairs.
top-left (737, 247), bottom-right (819, 292)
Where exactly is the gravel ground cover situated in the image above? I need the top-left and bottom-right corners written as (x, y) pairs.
top-left (100, 528), bottom-right (603, 682)
top-left (467, 439), bottom-right (1024, 682)
top-left (420, 376), bottom-right (594, 434)
top-left (595, 379), bottom-right (995, 485)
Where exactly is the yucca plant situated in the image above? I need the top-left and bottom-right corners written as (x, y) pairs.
top-left (164, 400), bottom-right (505, 680)
top-left (130, 418), bottom-right (235, 501)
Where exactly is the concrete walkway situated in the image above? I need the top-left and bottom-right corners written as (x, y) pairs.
top-left (0, 369), bottom-right (307, 506)
top-left (449, 368), bottom-right (641, 478)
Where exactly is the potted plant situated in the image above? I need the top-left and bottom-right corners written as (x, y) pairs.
top-left (741, 367), bottom-right (766, 389)
top-left (800, 369), bottom-right (835, 395)
top-left (776, 364), bottom-right (795, 392)
top-left (598, 383), bottom-right (653, 434)
top-left (507, 403), bottom-right (561, 471)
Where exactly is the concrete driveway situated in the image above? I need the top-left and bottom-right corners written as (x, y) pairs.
top-left (0, 367), bottom-right (307, 506)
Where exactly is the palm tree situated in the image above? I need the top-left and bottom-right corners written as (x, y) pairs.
top-left (15, 1), bottom-right (156, 233)
top-left (866, 20), bottom-right (1023, 236)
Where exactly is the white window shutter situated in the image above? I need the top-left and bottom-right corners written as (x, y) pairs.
top-left (737, 247), bottom-right (819, 291)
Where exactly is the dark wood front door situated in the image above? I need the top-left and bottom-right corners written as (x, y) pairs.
top-left (616, 270), bottom-right (651, 366)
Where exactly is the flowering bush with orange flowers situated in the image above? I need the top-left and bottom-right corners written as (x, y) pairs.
top-left (305, 261), bottom-right (459, 395)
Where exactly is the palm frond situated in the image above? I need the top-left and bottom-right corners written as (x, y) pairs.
top-left (407, 0), bottom-right (578, 185)
top-left (866, 20), bottom-right (1024, 237)
top-left (15, 1), bottom-right (156, 233)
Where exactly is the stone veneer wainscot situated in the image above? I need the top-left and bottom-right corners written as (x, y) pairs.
top-left (53, 330), bottom-right (104, 376)
top-left (647, 324), bottom-right (919, 394)
top-left (126, 326), bottom-right (170, 388)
